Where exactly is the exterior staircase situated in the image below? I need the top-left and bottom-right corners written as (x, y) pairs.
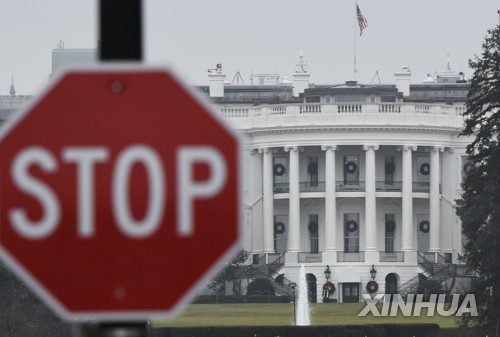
top-left (237, 253), bottom-right (292, 296)
top-left (398, 274), bottom-right (421, 297)
top-left (399, 253), bottom-right (475, 298)
top-left (401, 253), bottom-right (476, 296)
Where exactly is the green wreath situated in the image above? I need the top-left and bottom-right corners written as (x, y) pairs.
top-left (308, 221), bottom-right (318, 234)
top-left (345, 161), bottom-right (357, 174)
top-left (323, 282), bottom-right (335, 300)
top-left (275, 222), bottom-right (285, 234)
top-left (366, 281), bottom-right (379, 293)
top-left (419, 220), bottom-right (430, 233)
top-left (463, 161), bottom-right (473, 174)
top-left (420, 163), bottom-right (430, 176)
top-left (346, 220), bottom-right (358, 232)
top-left (273, 163), bottom-right (286, 176)
top-left (307, 162), bottom-right (318, 175)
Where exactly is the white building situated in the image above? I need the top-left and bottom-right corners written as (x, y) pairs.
top-left (201, 59), bottom-right (473, 303)
top-left (0, 53), bottom-right (474, 303)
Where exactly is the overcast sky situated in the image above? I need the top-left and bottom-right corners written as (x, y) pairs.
top-left (1, 0), bottom-right (499, 95)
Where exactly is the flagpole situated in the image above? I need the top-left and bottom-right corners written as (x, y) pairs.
top-left (353, 1), bottom-right (358, 81)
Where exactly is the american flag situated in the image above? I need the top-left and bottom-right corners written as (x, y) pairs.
top-left (356, 4), bottom-right (368, 36)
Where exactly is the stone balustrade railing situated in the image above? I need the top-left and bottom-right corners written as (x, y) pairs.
top-left (219, 102), bottom-right (466, 119)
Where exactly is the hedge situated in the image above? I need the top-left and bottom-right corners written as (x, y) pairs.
top-left (192, 295), bottom-right (291, 304)
top-left (438, 327), bottom-right (491, 337)
top-left (152, 324), bottom-right (439, 337)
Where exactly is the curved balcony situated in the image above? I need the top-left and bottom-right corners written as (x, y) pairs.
top-left (221, 102), bottom-right (465, 131)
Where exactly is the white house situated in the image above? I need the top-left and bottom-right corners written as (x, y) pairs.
top-left (201, 59), bottom-right (473, 303)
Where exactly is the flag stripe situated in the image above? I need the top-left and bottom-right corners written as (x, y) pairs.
top-left (356, 4), bottom-right (368, 36)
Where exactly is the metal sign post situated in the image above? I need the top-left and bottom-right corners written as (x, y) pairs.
top-left (82, 1), bottom-right (144, 335)
top-left (75, 323), bottom-right (149, 337)
top-left (0, 1), bottom-right (240, 335)
top-left (99, 0), bottom-right (142, 61)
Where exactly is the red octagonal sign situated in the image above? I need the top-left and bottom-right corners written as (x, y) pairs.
top-left (0, 67), bottom-right (241, 321)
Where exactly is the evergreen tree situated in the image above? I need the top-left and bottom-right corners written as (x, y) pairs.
top-left (208, 250), bottom-right (249, 295)
top-left (457, 25), bottom-right (500, 335)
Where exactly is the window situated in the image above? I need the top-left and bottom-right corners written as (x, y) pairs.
top-left (416, 155), bottom-right (430, 182)
top-left (344, 213), bottom-right (360, 253)
top-left (385, 214), bottom-right (396, 253)
top-left (344, 155), bottom-right (359, 185)
top-left (308, 214), bottom-right (319, 253)
top-left (274, 215), bottom-right (288, 254)
top-left (307, 156), bottom-right (318, 187)
top-left (273, 156), bottom-right (288, 192)
top-left (461, 156), bottom-right (472, 180)
top-left (385, 155), bottom-right (395, 185)
top-left (417, 214), bottom-right (430, 252)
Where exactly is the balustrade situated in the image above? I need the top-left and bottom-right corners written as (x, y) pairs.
top-left (337, 252), bottom-right (365, 262)
top-left (379, 252), bottom-right (404, 262)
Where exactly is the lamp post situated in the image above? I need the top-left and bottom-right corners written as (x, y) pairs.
top-left (289, 282), bottom-right (297, 326)
top-left (324, 265), bottom-right (331, 281)
top-left (370, 264), bottom-right (377, 280)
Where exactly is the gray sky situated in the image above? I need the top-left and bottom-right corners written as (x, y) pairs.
top-left (1, 0), bottom-right (499, 95)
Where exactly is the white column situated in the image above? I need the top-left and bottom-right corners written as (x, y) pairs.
top-left (285, 146), bottom-right (301, 253)
top-left (402, 145), bottom-right (417, 252)
top-left (322, 145), bottom-right (337, 252)
top-left (259, 147), bottom-right (274, 253)
top-left (429, 145), bottom-right (444, 252)
top-left (363, 145), bottom-right (379, 252)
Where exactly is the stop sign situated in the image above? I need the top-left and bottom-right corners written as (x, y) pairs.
top-left (0, 67), bottom-right (241, 321)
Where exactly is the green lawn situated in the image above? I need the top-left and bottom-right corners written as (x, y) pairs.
top-left (153, 303), bottom-right (459, 328)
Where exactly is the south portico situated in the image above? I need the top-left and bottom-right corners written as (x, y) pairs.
top-left (250, 142), bottom-right (453, 265)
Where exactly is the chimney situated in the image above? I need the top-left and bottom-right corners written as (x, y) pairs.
top-left (208, 63), bottom-right (225, 98)
top-left (394, 67), bottom-right (411, 96)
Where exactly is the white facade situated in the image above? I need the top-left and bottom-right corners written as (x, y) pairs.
top-left (208, 66), bottom-right (473, 303)
top-left (0, 56), bottom-right (473, 303)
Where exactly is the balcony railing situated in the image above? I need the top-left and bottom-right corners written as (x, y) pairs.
top-left (337, 252), bottom-right (365, 262)
top-left (273, 182), bottom-right (289, 194)
top-left (299, 181), bottom-right (325, 192)
top-left (376, 181), bottom-right (402, 192)
top-left (274, 181), bottom-right (430, 194)
top-left (336, 181), bottom-right (365, 192)
top-left (379, 252), bottom-right (404, 262)
top-left (413, 182), bottom-right (430, 192)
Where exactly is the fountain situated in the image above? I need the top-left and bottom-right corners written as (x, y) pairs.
top-left (296, 264), bottom-right (311, 326)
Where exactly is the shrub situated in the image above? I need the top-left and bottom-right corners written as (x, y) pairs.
top-left (246, 279), bottom-right (275, 296)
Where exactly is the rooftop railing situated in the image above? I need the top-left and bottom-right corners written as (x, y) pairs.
top-left (221, 102), bottom-right (466, 119)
